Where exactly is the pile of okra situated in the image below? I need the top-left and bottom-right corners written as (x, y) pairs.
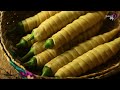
top-left (11, 11), bottom-right (120, 77)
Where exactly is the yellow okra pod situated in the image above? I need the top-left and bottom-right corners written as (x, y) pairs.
top-left (42, 26), bottom-right (120, 76)
top-left (33, 11), bottom-right (87, 42)
top-left (21, 11), bottom-right (60, 33)
top-left (23, 21), bottom-right (103, 68)
top-left (55, 36), bottom-right (120, 77)
top-left (45, 11), bottom-right (108, 49)
top-left (17, 11), bottom-right (86, 48)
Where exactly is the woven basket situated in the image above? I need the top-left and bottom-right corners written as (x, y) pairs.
top-left (1, 11), bottom-right (120, 79)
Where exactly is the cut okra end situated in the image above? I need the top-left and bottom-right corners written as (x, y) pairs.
top-left (44, 39), bottom-right (54, 49)
top-left (17, 21), bottom-right (25, 34)
top-left (41, 66), bottom-right (53, 77)
top-left (7, 22), bottom-right (25, 35)
top-left (20, 48), bottom-right (34, 63)
top-left (16, 39), bottom-right (28, 48)
top-left (23, 57), bottom-right (37, 70)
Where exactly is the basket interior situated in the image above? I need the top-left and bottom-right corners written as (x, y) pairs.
top-left (1, 11), bottom-right (120, 79)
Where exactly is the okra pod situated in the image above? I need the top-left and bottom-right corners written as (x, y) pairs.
top-left (23, 21), bottom-right (103, 68)
top-left (44, 11), bottom-right (108, 49)
top-left (55, 36), bottom-right (120, 77)
top-left (42, 26), bottom-right (120, 76)
top-left (21, 40), bottom-right (46, 62)
top-left (16, 11), bottom-right (86, 48)
top-left (12, 11), bottom-right (60, 34)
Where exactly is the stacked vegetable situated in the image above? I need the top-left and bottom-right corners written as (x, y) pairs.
top-left (14, 11), bottom-right (120, 77)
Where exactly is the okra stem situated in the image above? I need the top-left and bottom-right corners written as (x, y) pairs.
top-left (20, 48), bottom-right (34, 63)
top-left (16, 33), bottom-right (34, 48)
top-left (23, 57), bottom-right (37, 70)
top-left (44, 39), bottom-right (54, 49)
top-left (41, 66), bottom-right (53, 77)
top-left (16, 39), bottom-right (27, 48)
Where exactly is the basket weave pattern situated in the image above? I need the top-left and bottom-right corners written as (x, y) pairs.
top-left (0, 41), bottom-right (20, 79)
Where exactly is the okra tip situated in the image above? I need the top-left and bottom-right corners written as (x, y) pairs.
top-left (23, 57), bottom-right (37, 69)
top-left (44, 39), bottom-right (54, 49)
top-left (41, 66), bottom-right (53, 77)
top-left (16, 39), bottom-right (27, 48)
top-left (20, 48), bottom-right (34, 63)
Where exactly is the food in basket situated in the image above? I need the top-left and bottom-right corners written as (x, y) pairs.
top-left (2, 11), bottom-right (119, 78)
top-left (55, 36), bottom-right (120, 77)
top-left (21, 21), bottom-right (102, 63)
top-left (44, 11), bottom-right (108, 49)
top-left (13, 11), bottom-right (60, 34)
top-left (23, 21), bottom-right (103, 70)
top-left (16, 34), bottom-right (36, 48)
top-left (16, 11), bottom-right (86, 48)
top-left (41, 26), bottom-right (120, 76)
top-left (21, 40), bottom-right (46, 62)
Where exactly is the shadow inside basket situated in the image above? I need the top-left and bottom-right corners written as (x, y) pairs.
top-left (1, 11), bottom-right (120, 79)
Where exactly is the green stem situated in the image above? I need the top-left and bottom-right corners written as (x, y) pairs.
top-left (16, 39), bottom-right (28, 48)
top-left (16, 34), bottom-right (34, 48)
top-left (20, 48), bottom-right (34, 63)
top-left (44, 39), bottom-right (54, 49)
top-left (23, 57), bottom-right (37, 70)
top-left (41, 66), bottom-right (53, 77)
top-left (17, 22), bottom-right (25, 34)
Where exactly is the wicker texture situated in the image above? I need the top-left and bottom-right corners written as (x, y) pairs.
top-left (0, 11), bottom-right (120, 79)
top-left (0, 43), bottom-right (20, 79)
